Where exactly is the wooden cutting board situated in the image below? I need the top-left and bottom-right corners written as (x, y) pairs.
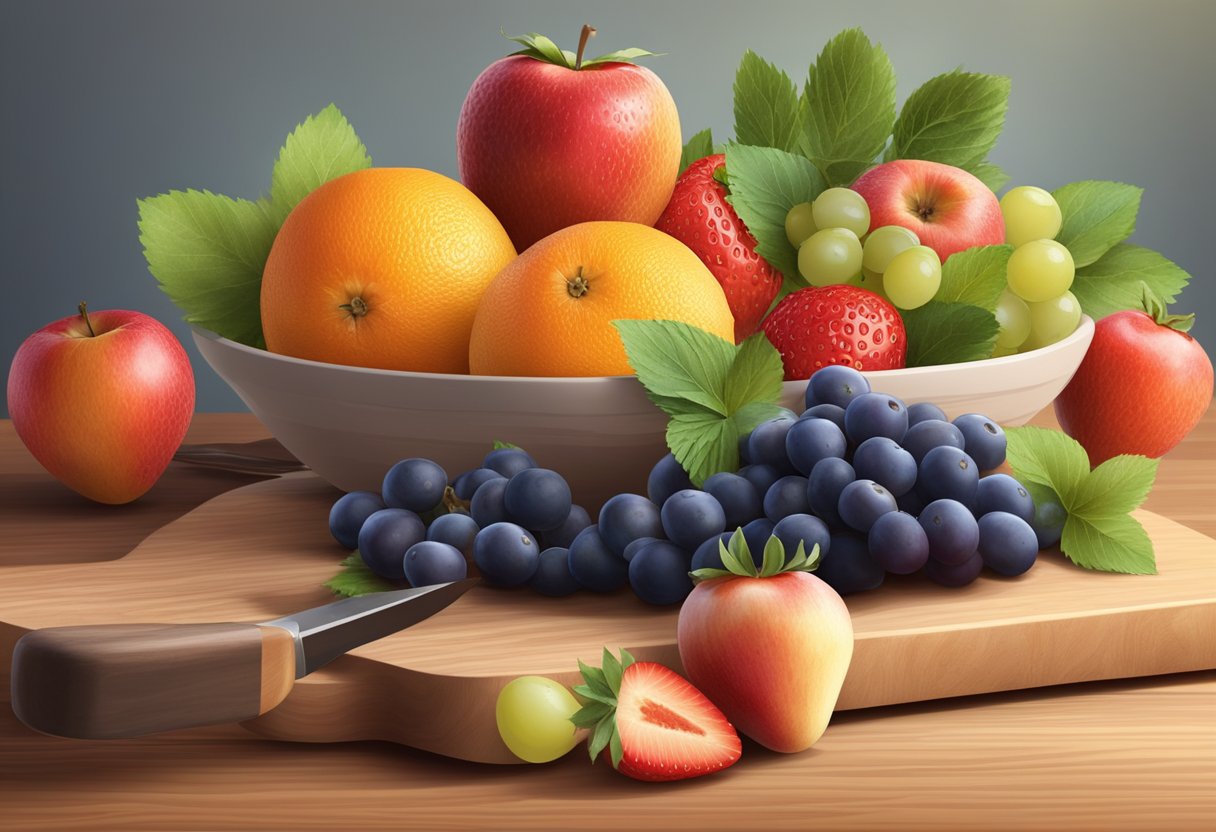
top-left (1, 471), bottom-right (1213, 764)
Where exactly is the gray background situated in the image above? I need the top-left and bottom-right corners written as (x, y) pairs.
top-left (2, 0), bottom-right (1213, 415)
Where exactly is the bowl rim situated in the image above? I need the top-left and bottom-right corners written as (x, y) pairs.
top-left (190, 314), bottom-right (1094, 383)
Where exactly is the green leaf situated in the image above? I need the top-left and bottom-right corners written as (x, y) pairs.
top-left (578, 659), bottom-right (610, 695)
top-left (323, 553), bottom-right (396, 598)
top-left (690, 567), bottom-right (734, 582)
top-left (1070, 455), bottom-right (1160, 517)
top-left (570, 701), bottom-right (613, 728)
top-left (587, 715), bottom-right (616, 764)
top-left (580, 47), bottom-right (663, 67)
top-left (761, 535), bottom-right (786, 576)
top-left (609, 729), bottom-right (624, 768)
top-left (571, 685), bottom-right (617, 707)
top-left (1003, 426), bottom-right (1091, 508)
top-left (1072, 243), bottom-right (1191, 319)
top-left (679, 128), bottom-right (715, 176)
top-left (724, 143), bottom-right (826, 285)
top-left (936, 245), bottom-right (1013, 312)
top-left (619, 648), bottom-right (636, 670)
top-left (1053, 181), bottom-right (1143, 268)
top-left (502, 29), bottom-right (572, 68)
top-left (801, 28), bottom-right (897, 187)
top-left (734, 50), bottom-right (802, 153)
top-left (969, 160), bottom-right (1010, 192)
top-left (1061, 513), bottom-right (1157, 575)
top-left (666, 411), bottom-right (739, 488)
top-left (902, 301), bottom-right (999, 367)
top-left (720, 530), bottom-right (759, 577)
top-left (268, 104), bottom-right (372, 222)
top-left (601, 648), bottom-right (623, 697)
top-left (887, 70), bottom-right (1010, 168)
top-left (138, 189), bottom-right (278, 348)
top-left (492, 439), bottom-right (521, 450)
top-left (613, 320), bottom-right (735, 415)
top-left (724, 333), bottom-right (785, 413)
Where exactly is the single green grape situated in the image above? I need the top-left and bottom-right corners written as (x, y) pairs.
top-left (848, 266), bottom-right (888, 299)
top-left (798, 228), bottom-right (863, 286)
top-left (991, 343), bottom-right (1019, 358)
top-left (994, 289), bottom-right (1031, 350)
top-left (785, 202), bottom-right (818, 248)
top-left (1021, 290), bottom-right (1082, 351)
top-left (495, 675), bottom-right (581, 763)
top-left (882, 245), bottom-right (942, 310)
top-left (861, 225), bottom-right (920, 273)
top-left (1006, 239), bottom-right (1075, 303)
top-left (811, 188), bottom-right (871, 238)
top-left (1000, 186), bottom-right (1063, 248)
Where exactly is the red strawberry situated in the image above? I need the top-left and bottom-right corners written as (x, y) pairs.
top-left (570, 648), bottom-right (741, 782)
top-left (655, 153), bottom-right (782, 342)
top-left (762, 284), bottom-right (906, 379)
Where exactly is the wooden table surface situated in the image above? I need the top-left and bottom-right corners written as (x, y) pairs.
top-left (1, 409), bottom-right (1213, 831)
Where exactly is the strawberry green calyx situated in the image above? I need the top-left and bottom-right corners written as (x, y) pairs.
top-left (1138, 282), bottom-right (1196, 334)
top-left (569, 647), bottom-right (635, 767)
top-left (690, 527), bottom-right (822, 583)
top-left (501, 26), bottom-right (662, 70)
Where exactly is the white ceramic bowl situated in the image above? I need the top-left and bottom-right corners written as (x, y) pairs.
top-left (192, 315), bottom-right (1093, 509)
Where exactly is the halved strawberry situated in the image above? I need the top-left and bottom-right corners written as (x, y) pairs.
top-left (570, 648), bottom-right (741, 782)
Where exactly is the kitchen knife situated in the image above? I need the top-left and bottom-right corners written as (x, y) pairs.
top-left (10, 578), bottom-right (478, 740)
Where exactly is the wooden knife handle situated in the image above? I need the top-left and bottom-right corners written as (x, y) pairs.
top-left (10, 622), bottom-right (296, 739)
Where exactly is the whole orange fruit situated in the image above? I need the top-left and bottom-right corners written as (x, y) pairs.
top-left (469, 222), bottom-right (735, 376)
top-left (261, 168), bottom-right (516, 373)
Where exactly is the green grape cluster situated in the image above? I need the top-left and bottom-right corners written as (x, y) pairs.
top-left (996, 186), bottom-right (1080, 356)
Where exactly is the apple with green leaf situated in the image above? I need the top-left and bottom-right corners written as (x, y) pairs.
top-left (7, 303), bottom-right (195, 504)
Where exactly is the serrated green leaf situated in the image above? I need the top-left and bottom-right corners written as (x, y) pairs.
top-left (761, 535), bottom-right (786, 576)
top-left (902, 301), bottom-right (999, 367)
top-left (887, 70), bottom-right (1010, 168)
top-left (1072, 243), bottom-right (1191, 319)
top-left (801, 28), bottom-right (897, 187)
top-left (138, 189), bottom-right (278, 348)
top-left (1053, 181), bottom-right (1143, 268)
top-left (1071, 455), bottom-right (1159, 517)
top-left (588, 715), bottom-right (616, 764)
top-left (323, 552), bottom-right (397, 598)
top-left (667, 410), bottom-right (739, 488)
top-left (679, 128), bottom-right (715, 176)
top-left (724, 143), bottom-right (826, 285)
top-left (601, 648), bottom-right (623, 696)
top-left (570, 701), bottom-right (613, 727)
top-left (269, 104), bottom-right (372, 221)
top-left (1060, 512), bottom-right (1156, 574)
top-left (734, 50), bottom-right (802, 153)
top-left (1003, 426), bottom-right (1091, 508)
top-left (571, 685), bottom-right (617, 707)
top-left (936, 245), bottom-right (1012, 312)
top-left (613, 320), bottom-right (735, 415)
top-left (609, 729), bottom-right (624, 768)
top-left (969, 160), bottom-right (1010, 192)
top-left (724, 334), bottom-right (785, 412)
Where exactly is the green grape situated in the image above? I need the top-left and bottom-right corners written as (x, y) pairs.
top-left (798, 227), bottom-right (863, 286)
top-left (1000, 186), bottom-right (1063, 248)
top-left (1006, 239), bottom-right (1075, 303)
top-left (495, 675), bottom-right (581, 763)
top-left (882, 245), bottom-right (941, 310)
top-left (994, 289), bottom-right (1031, 350)
top-left (1021, 290), bottom-right (1082, 351)
top-left (848, 266), bottom-right (888, 299)
top-left (991, 343), bottom-right (1018, 358)
top-left (811, 187), bottom-right (871, 237)
top-left (785, 202), bottom-right (818, 248)
top-left (862, 225), bottom-right (920, 273)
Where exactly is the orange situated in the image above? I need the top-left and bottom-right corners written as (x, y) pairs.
top-left (261, 168), bottom-right (516, 373)
top-left (469, 222), bottom-right (735, 376)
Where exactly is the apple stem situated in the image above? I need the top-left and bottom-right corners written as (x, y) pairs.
top-left (574, 24), bottom-right (597, 70)
top-left (78, 301), bottom-right (96, 337)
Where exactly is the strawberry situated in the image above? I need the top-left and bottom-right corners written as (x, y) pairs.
top-left (570, 648), bottom-right (741, 782)
top-left (761, 284), bottom-right (906, 380)
top-left (654, 153), bottom-right (782, 343)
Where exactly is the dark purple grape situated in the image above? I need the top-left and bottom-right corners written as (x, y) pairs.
top-left (568, 526), bottom-right (628, 592)
top-left (628, 541), bottom-right (693, 605)
top-left (925, 552), bottom-right (983, 587)
top-left (483, 447), bottom-right (537, 479)
top-left (691, 532), bottom-right (733, 571)
top-left (978, 511), bottom-right (1038, 576)
top-left (785, 417), bottom-right (848, 475)
top-left (623, 536), bottom-right (660, 563)
top-left (529, 547), bottom-right (580, 596)
top-left (598, 493), bottom-right (664, 557)
top-left (473, 522), bottom-right (540, 586)
top-left (661, 489), bottom-right (726, 550)
top-left (837, 479), bottom-right (897, 533)
top-left (800, 403), bottom-right (847, 434)
top-left (403, 541), bottom-right (468, 587)
top-left (741, 518), bottom-right (776, 566)
top-left (469, 476), bottom-right (511, 527)
top-left (896, 486), bottom-right (927, 517)
top-left (808, 456), bottom-right (856, 529)
top-left (868, 510), bottom-right (930, 574)
top-left (806, 365), bottom-right (871, 409)
top-left (918, 499), bottom-right (980, 566)
top-left (540, 504), bottom-right (592, 549)
top-left (703, 473), bottom-right (762, 531)
top-left (906, 402), bottom-right (948, 426)
top-left (738, 463), bottom-right (781, 499)
top-left (953, 413), bottom-right (1007, 471)
top-left (851, 436), bottom-right (917, 497)
top-left (843, 392), bottom-right (909, 445)
top-left (504, 468), bottom-right (572, 532)
top-left (358, 508), bottom-right (426, 580)
top-left (975, 474), bottom-right (1035, 523)
top-left (383, 458), bottom-right (448, 513)
top-left (647, 453), bottom-right (693, 507)
top-left (901, 419), bottom-right (966, 465)
top-left (772, 513), bottom-right (831, 562)
top-left (814, 531), bottom-right (885, 595)
top-left (329, 491), bottom-right (386, 550)
top-left (919, 446), bottom-right (980, 508)
top-left (763, 475), bottom-right (811, 522)
top-left (747, 417), bottom-right (797, 471)
top-left (453, 467), bottom-right (502, 501)
top-left (426, 512), bottom-right (479, 558)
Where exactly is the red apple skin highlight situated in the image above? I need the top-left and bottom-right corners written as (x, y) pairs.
top-left (851, 160), bottom-right (1005, 261)
top-left (7, 309), bottom-right (195, 504)
top-left (677, 571), bottom-right (854, 753)
top-left (457, 55), bottom-right (682, 252)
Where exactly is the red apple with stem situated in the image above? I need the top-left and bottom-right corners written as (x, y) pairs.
top-left (7, 303), bottom-right (195, 504)
top-left (850, 160), bottom-right (1005, 260)
top-left (457, 25), bottom-right (681, 252)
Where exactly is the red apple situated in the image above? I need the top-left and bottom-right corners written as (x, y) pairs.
top-left (457, 26), bottom-right (681, 251)
top-left (1054, 295), bottom-right (1213, 465)
top-left (7, 304), bottom-right (195, 504)
top-left (850, 160), bottom-right (1005, 260)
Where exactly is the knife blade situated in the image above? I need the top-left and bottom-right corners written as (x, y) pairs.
top-left (10, 578), bottom-right (479, 740)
